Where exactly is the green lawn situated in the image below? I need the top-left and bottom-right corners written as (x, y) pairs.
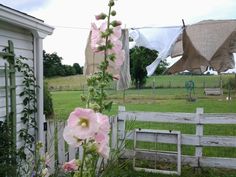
top-left (51, 89), bottom-right (236, 120)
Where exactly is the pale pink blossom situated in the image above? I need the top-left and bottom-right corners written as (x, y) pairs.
top-left (110, 25), bottom-right (122, 41)
top-left (67, 108), bottom-right (99, 139)
top-left (97, 142), bottom-right (110, 159)
top-left (63, 126), bottom-right (84, 147)
top-left (62, 159), bottom-right (79, 172)
top-left (91, 23), bottom-right (102, 52)
top-left (97, 113), bottom-right (110, 133)
top-left (95, 132), bottom-right (109, 144)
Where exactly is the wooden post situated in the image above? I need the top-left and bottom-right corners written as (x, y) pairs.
top-left (47, 120), bottom-right (55, 174)
top-left (195, 108), bottom-right (204, 170)
top-left (152, 79), bottom-right (155, 94)
top-left (118, 106), bottom-right (126, 149)
top-left (123, 89), bottom-right (126, 104)
top-left (68, 146), bottom-right (76, 161)
top-left (111, 116), bottom-right (118, 149)
top-left (57, 122), bottom-right (65, 166)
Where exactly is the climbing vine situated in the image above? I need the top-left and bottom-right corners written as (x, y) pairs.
top-left (15, 56), bottom-right (39, 175)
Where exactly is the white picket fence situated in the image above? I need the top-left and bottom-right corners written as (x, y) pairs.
top-left (44, 107), bottom-right (236, 174)
top-left (115, 106), bottom-right (236, 170)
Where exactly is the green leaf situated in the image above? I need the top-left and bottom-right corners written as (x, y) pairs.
top-left (104, 101), bottom-right (113, 112)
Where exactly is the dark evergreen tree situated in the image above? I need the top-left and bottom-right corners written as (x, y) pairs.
top-left (73, 63), bottom-right (83, 74)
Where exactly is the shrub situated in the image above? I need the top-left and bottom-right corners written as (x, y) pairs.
top-left (44, 81), bottom-right (54, 119)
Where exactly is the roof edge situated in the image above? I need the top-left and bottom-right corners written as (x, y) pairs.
top-left (0, 4), bottom-right (54, 36)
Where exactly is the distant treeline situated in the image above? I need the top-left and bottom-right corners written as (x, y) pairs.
top-left (43, 50), bottom-right (83, 77)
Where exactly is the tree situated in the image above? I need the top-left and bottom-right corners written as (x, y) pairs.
top-left (130, 46), bottom-right (169, 88)
top-left (130, 47), bottom-right (156, 88)
top-left (63, 65), bottom-right (76, 76)
top-left (43, 50), bottom-right (64, 77)
top-left (73, 63), bottom-right (83, 74)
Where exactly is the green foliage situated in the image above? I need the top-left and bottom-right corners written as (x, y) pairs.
top-left (43, 50), bottom-right (82, 78)
top-left (130, 46), bottom-right (160, 88)
top-left (43, 50), bottom-right (64, 77)
top-left (223, 76), bottom-right (236, 89)
top-left (0, 121), bottom-right (16, 177)
top-left (44, 81), bottom-right (54, 119)
top-left (73, 63), bottom-right (83, 74)
top-left (15, 56), bottom-right (38, 176)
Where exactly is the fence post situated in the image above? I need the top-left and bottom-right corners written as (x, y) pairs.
top-left (195, 108), bottom-right (204, 169)
top-left (47, 120), bottom-right (55, 174)
top-left (117, 106), bottom-right (126, 149)
top-left (111, 116), bottom-right (118, 149)
top-left (68, 146), bottom-right (76, 161)
top-left (57, 122), bottom-right (65, 166)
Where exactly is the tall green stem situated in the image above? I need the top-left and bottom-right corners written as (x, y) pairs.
top-left (80, 145), bottom-right (87, 177)
top-left (99, 4), bottom-right (112, 113)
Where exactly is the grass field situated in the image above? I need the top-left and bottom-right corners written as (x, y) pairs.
top-left (51, 88), bottom-right (236, 120)
top-left (47, 75), bottom-right (236, 177)
top-left (45, 74), bottom-right (236, 91)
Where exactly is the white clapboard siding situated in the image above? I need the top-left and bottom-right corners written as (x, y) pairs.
top-left (0, 21), bottom-right (34, 150)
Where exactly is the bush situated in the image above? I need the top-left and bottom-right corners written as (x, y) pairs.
top-left (223, 77), bottom-right (236, 89)
top-left (44, 81), bottom-right (54, 119)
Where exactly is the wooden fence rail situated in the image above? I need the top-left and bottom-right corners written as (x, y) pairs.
top-left (114, 106), bottom-right (236, 170)
top-left (44, 107), bottom-right (236, 174)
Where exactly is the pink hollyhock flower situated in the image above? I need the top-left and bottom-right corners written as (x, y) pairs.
top-left (63, 125), bottom-right (84, 147)
top-left (62, 159), bottom-right (79, 172)
top-left (97, 113), bottom-right (110, 133)
top-left (110, 25), bottom-right (122, 41)
top-left (91, 23), bottom-right (102, 52)
top-left (67, 108), bottom-right (99, 139)
top-left (97, 142), bottom-right (110, 159)
top-left (95, 132), bottom-right (109, 144)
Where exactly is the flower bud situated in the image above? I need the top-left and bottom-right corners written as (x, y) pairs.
top-left (95, 13), bottom-right (107, 20)
top-left (108, 0), bottom-right (115, 6)
top-left (111, 10), bottom-right (116, 16)
top-left (110, 20), bottom-right (122, 27)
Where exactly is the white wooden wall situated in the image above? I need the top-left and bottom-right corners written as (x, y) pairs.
top-left (0, 20), bottom-right (34, 148)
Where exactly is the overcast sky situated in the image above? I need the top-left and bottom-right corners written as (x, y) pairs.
top-left (1, 0), bottom-right (236, 67)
